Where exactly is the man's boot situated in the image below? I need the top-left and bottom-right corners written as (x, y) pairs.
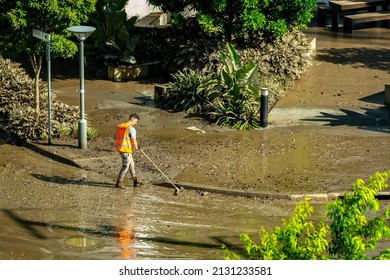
top-left (133, 177), bottom-right (143, 187)
top-left (115, 178), bottom-right (125, 189)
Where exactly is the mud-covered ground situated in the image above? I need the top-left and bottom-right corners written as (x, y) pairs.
top-left (2, 23), bottom-right (390, 197)
top-left (28, 119), bottom-right (390, 196)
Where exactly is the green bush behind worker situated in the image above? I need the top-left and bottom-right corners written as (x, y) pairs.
top-left (114, 113), bottom-right (143, 188)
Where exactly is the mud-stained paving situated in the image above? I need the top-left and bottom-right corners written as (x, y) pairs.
top-left (0, 146), bottom-right (320, 259)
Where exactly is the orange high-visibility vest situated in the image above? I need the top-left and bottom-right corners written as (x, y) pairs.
top-left (115, 123), bottom-right (133, 153)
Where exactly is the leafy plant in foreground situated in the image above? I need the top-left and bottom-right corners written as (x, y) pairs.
top-left (223, 171), bottom-right (390, 260)
top-left (223, 198), bottom-right (329, 260)
top-left (327, 172), bottom-right (390, 260)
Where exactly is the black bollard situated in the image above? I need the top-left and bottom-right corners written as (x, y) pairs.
top-left (260, 88), bottom-right (268, 127)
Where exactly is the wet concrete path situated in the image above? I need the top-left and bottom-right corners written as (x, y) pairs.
top-left (0, 154), bottom-right (320, 260)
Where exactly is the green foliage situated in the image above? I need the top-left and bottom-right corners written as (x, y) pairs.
top-left (134, 17), bottom-right (222, 74)
top-left (218, 43), bottom-right (259, 101)
top-left (204, 31), bottom-right (312, 109)
top-left (223, 198), bottom-right (329, 260)
top-left (0, 57), bottom-right (36, 116)
top-left (210, 99), bottom-right (260, 130)
top-left (163, 69), bottom-right (216, 113)
top-left (0, 56), bottom-right (95, 143)
top-left (155, 30), bottom-right (311, 129)
top-left (0, 0), bottom-right (97, 111)
top-left (89, 0), bottom-right (141, 67)
top-left (379, 249), bottom-right (390, 260)
top-left (7, 106), bottom-right (51, 143)
top-left (162, 43), bottom-right (262, 130)
top-left (223, 172), bottom-right (390, 260)
top-left (161, 34), bottom-right (220, 74)
top-left (0, 0), bottom-right (96, 59)
top-left (326, 172), bottom-right (390, 260)
top-left (147, 0), bottom-right (317, 41)
top-left (209, 43), bottom-right (260, 130)
top-left (247, 30), bottom-right (312, 109)
top-left (87, 126), bottom-right (99, 140)
top-left (6, 101), bottom-right (80, 143)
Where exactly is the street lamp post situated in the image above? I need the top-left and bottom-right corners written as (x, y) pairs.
top-left (67, 25), bottom-right (96, 149)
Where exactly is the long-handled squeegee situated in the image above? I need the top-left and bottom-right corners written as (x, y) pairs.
top-left (139, 149), bottom-right (184, 195)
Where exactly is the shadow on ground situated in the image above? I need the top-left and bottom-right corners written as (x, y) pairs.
top-left (31, 174), bottom-right (114, 189)
top-left (315, 47), bottom-right (390, 73)
top-left (302, 106), bottom-right (390, 134)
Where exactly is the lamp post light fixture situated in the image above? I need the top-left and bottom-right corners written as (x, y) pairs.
top-left (67, 25), bottom-right (96, 149)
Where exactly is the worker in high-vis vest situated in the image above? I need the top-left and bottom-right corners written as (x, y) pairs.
top-left (114, 113), bottom-right (142, 188)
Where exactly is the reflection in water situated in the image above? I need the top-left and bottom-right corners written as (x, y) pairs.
top-left (116, 221), bottom-right (135, 259)
top-left (115, 194), bottom-right (136, 259)
top-left (64, 237), bottom-right (98, 248)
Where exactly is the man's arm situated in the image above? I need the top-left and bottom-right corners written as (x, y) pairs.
top-left (129, 127), bottom-right (138, 150)
top-left (131, 138), bottom-right (139, 150)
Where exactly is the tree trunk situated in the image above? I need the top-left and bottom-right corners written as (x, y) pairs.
top-left (224, 0), bottom-right (235, 42)
top-left (29, 54), bottom-right (43, 112)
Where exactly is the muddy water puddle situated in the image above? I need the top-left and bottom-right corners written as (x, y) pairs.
top-left (1, 121), bottom-right (390, 259)
top-left (2, 184), bottom-right (387, 260)
top-left (0, 184), bottom-right (327, 260)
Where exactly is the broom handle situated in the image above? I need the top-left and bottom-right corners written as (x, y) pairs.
top-left (139, 149), bottom-right (180, 191)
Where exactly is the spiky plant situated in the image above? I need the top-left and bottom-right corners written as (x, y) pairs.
top-left (164, 69), bottom-right (216, 114)
top-left (208, 43), bottom-right (260, 130)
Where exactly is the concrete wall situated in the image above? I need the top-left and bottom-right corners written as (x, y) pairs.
top-left (125, 0), bottom-right (160, 19)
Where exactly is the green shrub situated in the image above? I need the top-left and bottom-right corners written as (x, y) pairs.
top-left (203, 31), bottom-right (312, 109)
top-left (210, 98), bottom-right (260, 130)
top-left (6, 106), bottom-right (50, 142)
top-left (55, 122), bottom-right (74, 139)
top-left (133, 27), bottom-right (311, 111)
top-left (223, 198), bottom-right (329, 260)
top-left (148, 0), bottom-right (317, 41)
top-left (0, 57), bottom-right (45, 118)
top-left (208, 43), bottom-right (260, 130)
top-left (159, 19), bottom-right (222, 74)
top-left (223, 172), bottom-right (390, 260)
top-left (5, 103), bottom-right (80, 143)
top-left (87, 126), bottom-right (98, 140)
top-left (162, 43), bottom-right (262, 130)
top-left (163, 69), bottom-right (216, 114)
top-left (0, 56), bottom-right (96, 143)
top-left (327, 172), bottom-right (390, 260)
top-left (88, 0), bottom-right (140, 66)
top-left (67, 122), bottom-right (98, 141)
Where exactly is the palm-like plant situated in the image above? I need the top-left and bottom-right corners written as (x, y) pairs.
top-left (89, 0), bottom-right (141, 66)
top-left (219, 43), bottom-right (259, 101)
top-left (211, 98), bottom-right (260, 129)
top-left (209, 43), bottom-right (260, 130)
top-left (163, 69), bottom-right (216, 113)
